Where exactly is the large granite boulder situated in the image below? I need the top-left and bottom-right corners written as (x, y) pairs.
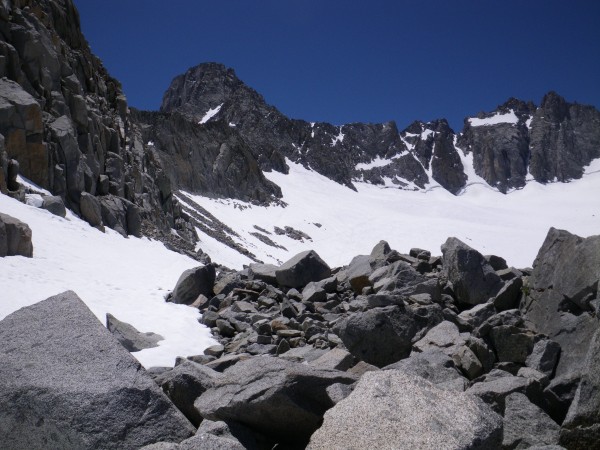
top-left (334, 304), bottom-right (443, 367)
top-left (307, 370), bottom-right (502, 449)
top-left (441, 237), bottom-right (503, 305)
top-left (154, 360), bottom-right (222, 427)
top-left (0, 291), bottom-right (195, 449)
top-left (521, 228), bottom-right (600, 382)
top-left (194, 356), bottom-right (357, 445)
top-left (0, 211), bottom-right (33, 257)
top-left (560, 328), bottom-right (600, 448)
top-left (168, 264), bottom-right (216, 305)
top-left (503, 392), bottom-right (560, 449)
top-left (275, 250), bottom-right (331, 288)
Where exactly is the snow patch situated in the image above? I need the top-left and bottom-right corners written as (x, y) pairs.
top-left (356, 156), bottom-right (394, 170)
top-left (331, 127), bottom-right (345, 146)
top-left (469, 110), bottom-right (519, 127)
top-left (199, 103), bottom-right (223, 124)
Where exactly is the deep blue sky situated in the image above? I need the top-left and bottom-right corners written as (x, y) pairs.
top-left (73, 1), bottom-right (600, 131)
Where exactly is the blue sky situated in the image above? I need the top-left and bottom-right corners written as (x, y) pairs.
top-left (73, 1), bottom-right (600, 131)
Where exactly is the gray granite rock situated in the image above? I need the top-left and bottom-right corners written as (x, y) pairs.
top-left (106, 313), bottom-right (163, 352)
top-left (307, 370), bottom-right (502, 449)
top-left (194, 356), bottom-right (356, 445)
top-left (0, 291), bottom-right (194, 449)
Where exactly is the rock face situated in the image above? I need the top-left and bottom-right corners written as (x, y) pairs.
top-left (307, 370), bottom-right (503, 449)
top-left (0, 211), bottom-right (32, 257)
top-left (0, 291), bottom-right (195, 449)
top-left (0, 0), bottom-right (200, 253)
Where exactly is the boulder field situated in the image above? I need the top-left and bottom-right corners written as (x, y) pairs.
top-left (1, 228), bottom-right (598, 449)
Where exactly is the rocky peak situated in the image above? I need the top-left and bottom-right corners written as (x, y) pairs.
top-left (497, 97), bottom-right (536, 117)
top-left (160, 62), bottom-right (266, 123)
top-left (539, 91), bottom-right (570, 121)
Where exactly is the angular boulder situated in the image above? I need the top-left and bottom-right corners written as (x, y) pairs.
top-left (106, 313), bottom-right (163, 352)
top-left (194, 356), bottom-right (357, 445)
top-left (307, 370), bottom-right (502, 449)
top-left (346, 254), bottom-right (373, 294)
top-left (441, 237), bottom-right (502, 305)
top-left (168, 264), bottom-right (216, 305)
top-left (41, 195), bottom-right (67, 218)
top-left (560, 329), bottom-right (600, 448)
top-left (521, 228), bottom-right (600, 381)
top-left (0, 291), bottom-right (195, 449)
top-left (503, 392), bottom-right (560, 449)
top-left (0, 211), bottom-right (33, 257)
top-left (334, 304), bottom-right (442, 367)
top-left (154, 360), bottom-right (221, 427)
top-left (275, 250), bottom-right (331, 288)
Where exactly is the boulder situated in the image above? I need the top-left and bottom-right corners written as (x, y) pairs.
top-left (41, 195), bottom-right (66, 217)
top-left (384, 350), bottom-right (467, 391)
top-left (307, 370), bottom-right (502, 449)
top-left (154, 360), bottom-right (221, 427)
top-left (275, 250), bottom-right (331, 288)
top-left (106, 313), bottom-right (163, 352)
top-left (503, 393), bottom-right (560, 449)
top-left (526, 339), bottom-right (561, 378)
top-left (466, 375), bottom-right (539, 413)
top-left (0, 291), bottom-right (194, 449)
top-left (79, 192), bottom-right (103, 229)
top-left (334, 304), bottom-right (440, 367)
top-left (194, 356), bottom-right (356, 445)
top-left (441, 237), bottom-right (503, 305)
top-left (248, 263), bottom-right (278, 285)
top-left (169, 265), bottom-right (216, 305)
top-left (492, 276), bottom-right (523, 311)
top-left (0, 212), bottom-right (32, 257)
top-left (346, 254), bottom-right (373, 294)
top-left (560, 329), bottom-right (600, 448)
top-left (521, 228), bottom-right (600, 381)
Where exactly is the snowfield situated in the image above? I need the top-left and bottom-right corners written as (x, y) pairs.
top-left (185, 158), bottom-right (600, 270)
top-left (0, 193), bottom-right (217, 368)
top-left (1, 158), bottom-right (599, 368)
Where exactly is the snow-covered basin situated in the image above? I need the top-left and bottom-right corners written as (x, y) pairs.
top-left (186, 159), bottom-right (600, 270)
top-left (0, 193), bottom-right (216, 368)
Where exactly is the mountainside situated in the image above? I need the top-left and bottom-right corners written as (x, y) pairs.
top-left (157, 62), bottom-right (600, 196)
top-left (0, 0), bottom-right (598, 262)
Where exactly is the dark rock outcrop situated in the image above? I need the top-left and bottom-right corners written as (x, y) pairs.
top-left (0, 291), bottom-right (194, 449)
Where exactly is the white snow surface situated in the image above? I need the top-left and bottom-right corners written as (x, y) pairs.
top-left (469, 110), bottom-right (519, 126)
top-left (184, 159), bottom-right (600, 270)
top-left (356, 156), bottom-right (395, 170)
top-left (0, 194), bottom-right (216, 368)
top-left (199, 103), bottom-right (223, 124)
